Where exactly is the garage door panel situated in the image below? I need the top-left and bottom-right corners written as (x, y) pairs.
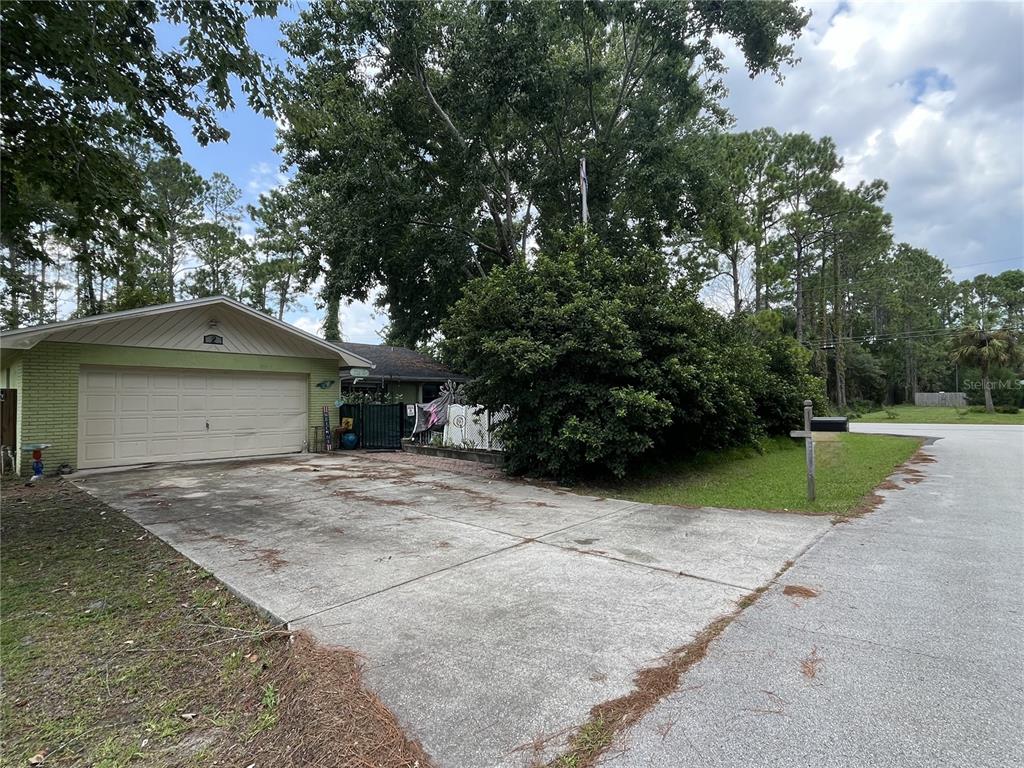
top-left (121, 373), bottom-right (152, 390)
top-left (150, 373), bottom-right (180, 390)
top-left (233, 394), bottom-right (261, 410)
top-left (83, 419), bottom-right (115, 437)
top-left (150, 395), bottom-right (180, 412)
top-left (118, 440), bottom-right (150, 460)
top-left (83, 370), bottom-right (117, 389)
top-left (149, 416), bottom-right (182, 434)
top-left (78, 367), bottom-right (309, 469)
top-left (206, 394), bottom-right (236, 411)
top-left (179, 415), bottom-right (207, 432)
top-left (180, 395), bottom-right (206, 411)
top-left (284, 413), bottom-right (307, 430)
top-left (120, 417), bottom-right (152, 435)
top-left (150, 438), bottom-right (183, 457)
top-left (180, 436), bottom-right (211, 455)
top-left (84, 394), bottom-right (116, 413)
top-left (120, 395), bottom-right (149, 413)
top-left (83, 443), bottom-right (115, 461)
top-left (206, 435), bottom-right (236, 452)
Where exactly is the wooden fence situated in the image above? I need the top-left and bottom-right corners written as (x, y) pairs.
top-left (914, 392), bottom-right (967, 407)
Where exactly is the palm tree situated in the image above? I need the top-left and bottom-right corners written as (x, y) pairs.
top-left (950, 327), bottom-right (1015, 412)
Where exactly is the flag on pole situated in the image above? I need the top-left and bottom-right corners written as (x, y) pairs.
top-left (579, 156), bottom-right (589, 224)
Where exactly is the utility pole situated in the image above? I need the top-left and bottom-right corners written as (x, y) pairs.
top-left (579, 156), bottom-right (589, 224)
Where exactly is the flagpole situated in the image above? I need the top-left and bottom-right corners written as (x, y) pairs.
top-left (579, 156), bottom-right (589, 224)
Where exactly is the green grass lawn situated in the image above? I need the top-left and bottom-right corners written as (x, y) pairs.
top-left (580, 433), bottom-right (921, 516)
top-left (0, 480), bottom-right (430, 768)
top-left (856, 405), bottom-right (1024, 425)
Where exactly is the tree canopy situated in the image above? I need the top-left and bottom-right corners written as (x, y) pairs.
top-left (278, 0), bottom-right (809, 344)
top-left (1, 0), bottom-right (278, 267)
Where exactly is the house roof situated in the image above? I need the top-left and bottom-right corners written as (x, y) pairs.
top-left (333, 342), bottom-right (466, 382)
top-left (0, 296), bottom-right (376, 368)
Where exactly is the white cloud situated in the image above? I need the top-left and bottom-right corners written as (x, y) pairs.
top-left (284, 290), bottom-right (387, 344)
top-left (720, 0), bottom-right (1024, 278)
top-left (245, 161), bottom-right (290, 203)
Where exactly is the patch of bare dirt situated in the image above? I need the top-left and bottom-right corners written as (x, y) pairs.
top-left (876, 479), bottom-right (903, 491)
top-left (783, 585), bottom-right (820, 599)
top-left (331, 491), bottom-right (413, 506)
top-left (900, 467), bottom-right (926, 484)
top-left (249, 631), bottom-right (435, 768)
top-left (188, 531), bottom-right (289, 574)
top-left (847, 490), bottom-right (885, 519)
top-left (245, 548), bottom-right (288, 572)
top-left (197, 530), bottom-right (252, 549)
top-left (428, 481), bottom-right (499, 508)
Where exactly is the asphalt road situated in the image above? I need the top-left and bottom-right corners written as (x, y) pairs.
top-left (605, 422), bottom-right (1024, 768)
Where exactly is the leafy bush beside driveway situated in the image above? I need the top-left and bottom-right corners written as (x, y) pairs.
top-left (442, 229), bottom-right (825, 481)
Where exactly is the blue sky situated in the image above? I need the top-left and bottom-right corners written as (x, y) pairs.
top-left (164, 0), bottom-right (1024, 342)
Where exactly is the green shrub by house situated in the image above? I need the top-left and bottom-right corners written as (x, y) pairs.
top-left (442, 229), bottom-right (825, 481)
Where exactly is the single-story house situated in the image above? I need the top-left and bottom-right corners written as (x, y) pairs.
top-left (333, 342), bottom-right (467, 404)
top-left (0, 297), bottom-right (374, 475)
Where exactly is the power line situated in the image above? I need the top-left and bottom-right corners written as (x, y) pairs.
top-left (794, 255), bottom-right (1023, 295)
top-left (800, 325), bottom-right (1021, 350)
top-left (711, 255), bottom-right (1022, 300)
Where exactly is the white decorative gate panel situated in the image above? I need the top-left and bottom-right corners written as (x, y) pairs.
top-left (443, 404), bottom-right (507, 451)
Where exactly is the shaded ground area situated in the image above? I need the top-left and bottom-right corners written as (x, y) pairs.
top-left (75, 452), bottom-right (832, 767)
top-left (603, 423), bottom-right (1024, 768)
top-left (578, 432), bottom-right (920, 515)
top-left (0, 481), bottom-right (432, 768)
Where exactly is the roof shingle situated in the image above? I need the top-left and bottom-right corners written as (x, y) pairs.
top-left (333, 342), bottom-right (466, 382)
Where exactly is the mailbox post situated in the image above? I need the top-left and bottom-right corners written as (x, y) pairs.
top-left (789, 400), bottom-right (816, 502)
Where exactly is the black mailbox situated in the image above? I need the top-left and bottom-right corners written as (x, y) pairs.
top-left (810, 416), bottom-right (849, 432)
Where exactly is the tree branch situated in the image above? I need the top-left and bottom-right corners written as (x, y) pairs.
top-left (409, 218), bottom-right (501, 255)
top-left (412, 54), bottom-right (465, 148)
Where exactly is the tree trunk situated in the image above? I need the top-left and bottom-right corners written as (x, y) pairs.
top-left (814, 260), bottom-right (827, 379)
top-left (903, 322), bottom-right (917, 404)
top-left (794, 242), bottom-right (805, 343)
top-left (731, 245), bottom-right (741, 315)
top-left (833, 240), bottom-right (847, 411)
top-left (323, 291), bottom-right (341, 341)
top-left (164, 236), bottom-right (177, 301)
top-left (7, 245), bottom-right (21, 327)
top-left (277, 281), bottom-right (289, 320)
top-left (982, 362), bottom-right (994, 413)
top-left (753, 237), bottom-right (763, 311)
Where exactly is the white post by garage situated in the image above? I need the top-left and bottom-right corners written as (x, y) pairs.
top-left (790, 399), bottom-right (816, 501)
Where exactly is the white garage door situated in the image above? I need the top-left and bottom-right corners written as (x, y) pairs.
top-left (78, 367), bottom-right (308, 468)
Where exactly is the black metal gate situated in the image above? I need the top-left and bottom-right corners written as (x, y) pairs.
top-left (339, 403), bottom-right (405, 449)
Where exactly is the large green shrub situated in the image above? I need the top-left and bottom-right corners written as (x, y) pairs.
top-left (442, 229), bottom-right (823, 481)
top-left (739, 312), bottom-right (829, 434)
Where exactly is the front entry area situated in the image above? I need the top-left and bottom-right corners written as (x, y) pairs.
top-left (77, 367), bottom-right (308, 468)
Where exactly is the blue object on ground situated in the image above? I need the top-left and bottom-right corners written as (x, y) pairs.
top-left (341, 431), bottom-right (359, 450)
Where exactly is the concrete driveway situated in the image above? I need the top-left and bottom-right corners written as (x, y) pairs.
top-left (77, 452), bottom-right (831, 767)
